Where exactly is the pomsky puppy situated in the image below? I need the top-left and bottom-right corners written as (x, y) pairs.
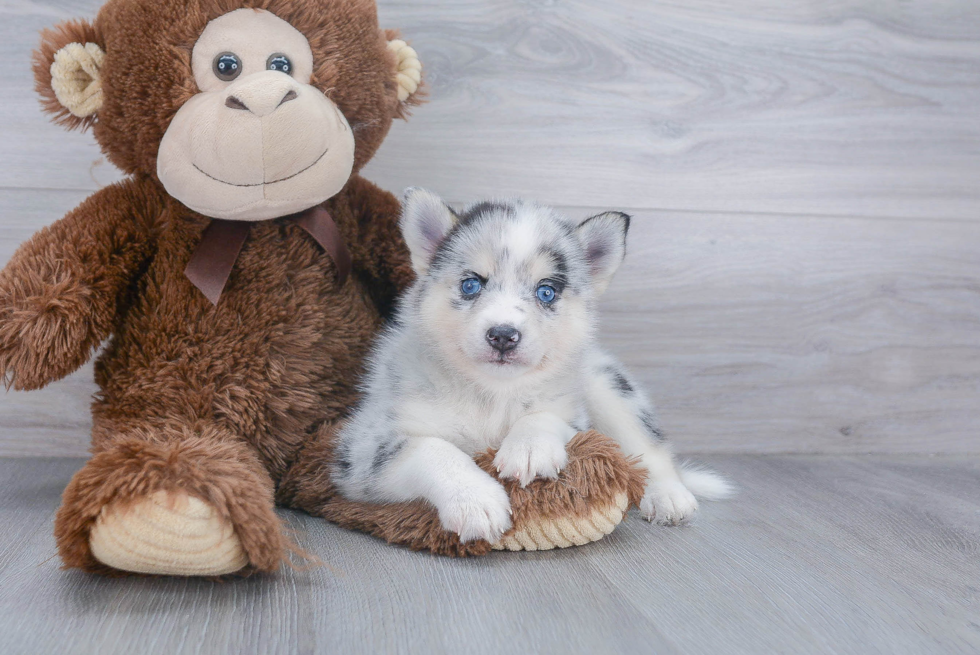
top-left (332, 189), bottom-right (732, 543)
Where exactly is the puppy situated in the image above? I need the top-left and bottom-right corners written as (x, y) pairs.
top-left (332, 189), bottom-right (732, 543)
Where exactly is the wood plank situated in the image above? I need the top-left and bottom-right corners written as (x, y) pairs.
top-left (590, 455), bottom-right (980, 654)
top-left (1, 191), bottom-right (978, 455)
top-left (2, 1), bottom-right (979, 219)
top-left (594, 207), bottom-right (980, 454)
top-left (0, 455), bottom-right (977, 653)
top-left (370, 0), bottom-right (980, 220)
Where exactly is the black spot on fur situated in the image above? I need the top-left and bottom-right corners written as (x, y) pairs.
top-left (428, 225), bottom-right (466, 273)
top-left (333, 439), bottom-right (354, 476)
top-left (464, 201), bottom-right (513, 222)
top-left (429, 202), bottom-right (517, 272)
top-left (541, 247), bottom-right (569, 280)
top-left (605, 366), bottom-right (633, 395)
top-left (371, 439), bottom-right (406, 473)
top-left (640, 410), bottom-right (665, 442)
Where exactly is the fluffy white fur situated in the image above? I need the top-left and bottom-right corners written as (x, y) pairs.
top-left (331, 190), bottom-right (732, 542)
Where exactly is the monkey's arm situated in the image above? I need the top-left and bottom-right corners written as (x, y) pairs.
top-left (343, 175), bottom-right (416, 318)
top-left (0, 177), bottom-right (162, 390)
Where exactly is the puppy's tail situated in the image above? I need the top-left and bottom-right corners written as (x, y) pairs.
top-left (679, 463), bottom-right (735, 501)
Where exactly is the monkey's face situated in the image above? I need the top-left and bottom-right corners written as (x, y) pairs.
top-left (156, 9), bottom-right (355, 220)
top-left (34, 0), bottom-right (423, 222)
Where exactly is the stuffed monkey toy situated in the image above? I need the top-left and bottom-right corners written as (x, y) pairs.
top-left (0, 0), bottom-right (644, 576)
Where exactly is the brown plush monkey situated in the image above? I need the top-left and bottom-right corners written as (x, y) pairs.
top-left (0, 0), bottom-right (643, 576)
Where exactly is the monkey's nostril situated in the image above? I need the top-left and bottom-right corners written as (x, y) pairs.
top-left (225, 96), bottom-right (249, 111)
top-left (278, 90), bottom-right (299, 107)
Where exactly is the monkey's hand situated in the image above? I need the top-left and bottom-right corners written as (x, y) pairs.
top-left (0, 179), bottom-right (159, 390)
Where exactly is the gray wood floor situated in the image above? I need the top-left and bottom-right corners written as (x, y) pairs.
top-left (0, 455), bottom-right (978, 655)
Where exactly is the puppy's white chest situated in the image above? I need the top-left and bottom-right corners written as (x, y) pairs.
top-left (396, 393), bottom-right (522, 456)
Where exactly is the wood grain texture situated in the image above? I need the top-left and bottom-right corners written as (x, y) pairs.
top-left (1, 1), bottom-right (979, 456)
top-left (1, 1), bottom-right (979, 219)
top-left (594, 207), bottom-right (980, 454)
top-left (0, 455), bottom-right (978, 654)
top-left (369, 0), bottom-right (980, 219)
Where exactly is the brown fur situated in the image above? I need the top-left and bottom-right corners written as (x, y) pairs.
top-left (2, 0), bottom-right (641, 575)
top-left (280, 430), bottom-right (646, 556)
top-left (482, 431), bottom-right (647, 526)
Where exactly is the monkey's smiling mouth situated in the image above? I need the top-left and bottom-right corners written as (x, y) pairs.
top-left (192, 147), bottom-right (329, 187)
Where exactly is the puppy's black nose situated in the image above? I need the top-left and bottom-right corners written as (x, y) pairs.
top-left (486, 325), bottom-right (521, 353)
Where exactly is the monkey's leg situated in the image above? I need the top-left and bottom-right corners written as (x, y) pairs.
top-left (55, 420), bottom-right (286, 576)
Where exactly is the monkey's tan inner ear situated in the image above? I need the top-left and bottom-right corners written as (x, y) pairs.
top-left (386, 39), bottom-right (421, 102)
top-left (50, 42), bottom-right (105, 118)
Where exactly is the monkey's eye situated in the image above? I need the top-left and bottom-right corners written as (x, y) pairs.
top-left (213, 53), bottom-right (242, 81)
top-left (267, 54), bottom-right (293, 75)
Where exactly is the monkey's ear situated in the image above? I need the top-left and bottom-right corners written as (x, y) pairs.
top-left (32, 19), bottom-right (105, 131)
top-left (385, 30), bottom-right (423, 118)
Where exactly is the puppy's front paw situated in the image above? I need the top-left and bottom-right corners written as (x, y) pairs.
top-left (493, 431), bottom-right (569, 487)
top-left (641, 481), bottom-right (698, 526)
top-left (438, 476), bottom-right (512, 543)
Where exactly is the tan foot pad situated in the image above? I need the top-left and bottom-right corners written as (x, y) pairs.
top-left (491, 492), bottom-right (629, 551)
top-left (89, 490), bottom-right (248, 576)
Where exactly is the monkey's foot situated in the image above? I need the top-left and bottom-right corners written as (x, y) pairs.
top-left (89, 490), bottom-right (247, 576)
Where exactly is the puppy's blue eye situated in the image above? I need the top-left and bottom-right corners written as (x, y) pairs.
top-left (461, 278), bottom-right (482, 296)
top-left (536, 285), bottom-right (557, 303)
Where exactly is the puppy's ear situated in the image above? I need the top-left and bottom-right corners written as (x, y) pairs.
top-left (33, 19), bottom-right (105, 131)
top-left (400, 188), bottom-right (457, 275)
top-left (576, 212), bottom-right (630, 295)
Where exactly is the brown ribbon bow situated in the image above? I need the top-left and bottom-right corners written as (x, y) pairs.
top-left (185, 205), bottom-right (352, 305)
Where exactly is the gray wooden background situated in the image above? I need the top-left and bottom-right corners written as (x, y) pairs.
top-left (1, 0), bottom-right (978, 456)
